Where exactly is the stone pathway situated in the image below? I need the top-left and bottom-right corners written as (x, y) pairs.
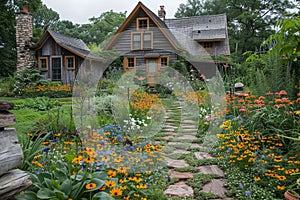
top-left (158, 101), bottom-right (232, 199)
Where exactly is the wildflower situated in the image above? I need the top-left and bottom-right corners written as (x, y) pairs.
top-left (245, 191), bottom-right (251, 196)
top-left (84, 157), bottom-right (94, 163)
top-left (254, 176), bottom-right (261, 181)
top-left (105, 180), bottom-right (116, 188)
top-left (277, 185), bottom-right (285, 190)
top-left (85, 183), bottom-right (96, 190)
top-left (110, 188), bottom-right (122, 196)
top-left (120, 185), bottom-right (127, 190)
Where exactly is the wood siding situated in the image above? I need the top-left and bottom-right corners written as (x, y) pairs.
top-left (36, 37), bottom-right (84, 84)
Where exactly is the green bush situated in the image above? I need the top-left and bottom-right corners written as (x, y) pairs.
top-left (0, 76), bottom-right (15, 97)
top-left (14, 97), bottom-right (58, 111)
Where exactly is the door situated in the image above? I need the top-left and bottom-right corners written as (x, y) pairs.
top-left (146, 58), bottom-right (159, 86)
top-left (52, 57), bottom-right (62, 81)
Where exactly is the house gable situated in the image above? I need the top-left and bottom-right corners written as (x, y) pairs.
top-left (104, 2), bottom-right (182, 52)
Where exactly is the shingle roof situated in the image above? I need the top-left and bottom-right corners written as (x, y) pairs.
top-left (34, 29), bottom-right (104, 61)
top-left (165, 14), bottom-right (230, 56)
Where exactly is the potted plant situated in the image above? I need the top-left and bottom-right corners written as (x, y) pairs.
top-left (284, 176), bottom-right (300, 200)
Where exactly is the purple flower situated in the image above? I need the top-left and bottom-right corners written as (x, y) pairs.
top-left (43, 146), bottom-right (50, 152)
top-left (239, 183), bottom-right (243, 189)
top-left (246, 191), bottom-right (251, 196)
top-left (167, 177), bottom-right (171, 182)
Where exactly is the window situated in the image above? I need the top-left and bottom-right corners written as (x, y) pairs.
top-left (147, 59), bottom-right (157, 73)
top-left (52, 57), bottom-right (62, 81)
top-left (201, 42), bottom-right (213, 48)
top-left (38, 57), bottom-right (48, 70)
top-left (123, 57), bottom-right (136, 71)
top-left (136, 18), bottom-right (149, 30)
top-left (160, 57), bottom-right (169, 66)
top-left (65, 56), bottom-right (75, 69)
top-left (132, 33), bottom-right (141, 50)
top-left (131, 32), bottom-right (153, 50)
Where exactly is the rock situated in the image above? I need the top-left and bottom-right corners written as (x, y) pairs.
top-left (163, 135), bottom-right (174, 140)
top-left (164, 181), bottom-right (194, 197)
top-left (168, 142), bottom-right (185, 146)
top-left (170, 149), bottom-right (190, 154)
top-left (177, 135), bottom-right (197, 140)
top-left (194, 152), bottom-right (214, 160)
top-left (165, 157), bottom-right (189, 168)
top-left (198, 165), bottom-right (225, 177)
top-left (169, 170), bottom-right (193, 180)
top-left (0, 111), bottom-right (16, 128)
top-left (0, 101), bottom-right (14, 111)
top-left (202, 179), bottom-right (227, 197)
top-left (189, 143), bottom-right (203, 149)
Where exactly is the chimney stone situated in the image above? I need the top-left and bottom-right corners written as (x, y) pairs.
top-left (15, 12), bottom-right (35, 71)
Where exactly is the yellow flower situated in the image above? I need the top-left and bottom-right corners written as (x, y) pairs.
top-left (119, 178), bottom-right (127, 183)
top-left (105, 180), bottom-right (116, 188)
top-left (84, 157), bottom-right (94, 163)
top-left (254, 176), bottom-right (261, 181)
top-left (277, 185), bottom-right (285, 190)
top-left (85, 183), bottom-right (96, 190)
top-left (110, 188), bottom-right (122, 196)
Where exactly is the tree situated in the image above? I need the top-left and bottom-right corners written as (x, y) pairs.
top-left (175, 0), bottom-right (296, 62)
top-left (0, 0), bottom-right (16, 76)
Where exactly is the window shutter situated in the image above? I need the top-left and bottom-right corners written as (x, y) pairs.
top-left (123, 57), bottom-right (128, 72)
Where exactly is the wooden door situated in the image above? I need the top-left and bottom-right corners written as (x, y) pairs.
top-left (146, 58), bottom-right (159, 86)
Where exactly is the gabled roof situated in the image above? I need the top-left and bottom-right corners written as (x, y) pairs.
top-left (33, 29), bottom-right (104, 61)
top-left (165, 14), bottom-right (230, 55)
top-left (104, 1), bottom-right (183, 51)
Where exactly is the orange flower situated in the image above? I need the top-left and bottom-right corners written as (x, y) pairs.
top-left (86, 183), bottom-right (96, 190)
top-left (110, 188), bottom-right (122, 196)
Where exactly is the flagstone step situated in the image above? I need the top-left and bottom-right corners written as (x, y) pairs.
top-left (202, 179), bottom-right (227, 198)
top-left (165, 157), bottom-right (189, 168)
top-left (177, 135), bottom-right (197, 140)
top-left (169, 169), bottom-right (193, 180)
top-left (164, 181), bottom-right (194, 197)
top-left (170, 149), bottom-right (190, 154)
top-left (198, 165), bottom-right (225, 177)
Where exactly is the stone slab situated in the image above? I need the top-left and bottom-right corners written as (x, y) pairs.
top-left (0, 112), bottom-right (16, 128)
top-left (0, 101), bottom-right (14, 111)
top-left (164, 181), bottom-right (194, 197)
top-left (177, 135), bottom-right (197, 140)
top-left (170, 149), bottom-right (190, 154)
top-left (198, 165), bottom-right (225, 177)
top-left (202, 179), bottom-right (227, 197)
top-left (165, 157), bottom-right (189, 168)
top-left (169, 170), bottom-right (193, 180)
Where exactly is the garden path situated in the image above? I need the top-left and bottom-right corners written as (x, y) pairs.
top-left (158, 100), bottom-right (233, 200)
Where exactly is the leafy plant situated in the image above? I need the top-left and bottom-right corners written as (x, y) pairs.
top-left (14, 97), bottom-right (59, 111)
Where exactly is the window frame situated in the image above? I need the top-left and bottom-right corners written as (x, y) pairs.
top-left (38, 56), bottom-right (49, 71)
top-left (201, 42), bottom-right (214, 48)
top-left (123, 56), bottom-right (136, 72)
top-left (64, 55), bottom-right (76, 70)
top-left (160, 56), bottom-right (169, 66)
top-left (131, 31), bottom-right (153, 50)
top-left (146, 58), bottom-right (159, 73)
top-left (136, 17), bottom-right (149, 30)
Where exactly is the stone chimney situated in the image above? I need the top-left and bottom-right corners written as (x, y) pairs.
top-left (15, 8), bottom-right (35, 71)
top-left (158, 5), bottom-right (166, 21)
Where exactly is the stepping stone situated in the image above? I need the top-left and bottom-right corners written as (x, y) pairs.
top-left (163, 135), bottom-right (174, 140)
top-left (183, 120), bottom-right (196, 123)
top-left (165, 157), bottom-right (189, 168)
top-left (164, 181), bottom-right (194, 197)
top-left (198, 165), bottom-right (225, 177)
top-left (194, 152), bottom-right (214, 160)
top-left (169, 169), bottom-right (193, 180)
top-left (189, 143), bottom-right (203, 149)
top-left (202, 179), bottom-right (227, 197)
top-left (177, 135), bottom-right (197, 140)
top-left (170, 149), bottom-right (190, 154)
top-left (168, 142), bottom-right (185, 146)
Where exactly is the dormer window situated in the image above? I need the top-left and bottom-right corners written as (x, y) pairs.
top-left (137, 18), bottom-right (149, 30)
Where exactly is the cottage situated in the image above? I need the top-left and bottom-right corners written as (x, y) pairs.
top-left (16, 10), bottom-right (104, 85)
top-left (104, 2), bottom-right (230, 83)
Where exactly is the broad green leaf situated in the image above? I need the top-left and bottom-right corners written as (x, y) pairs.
top-left (60, 179), bottom-right (72, 195)
top-left (92, 192), bottom-right (115, 200)
top-left (37, 188), bottom-right (56, 199)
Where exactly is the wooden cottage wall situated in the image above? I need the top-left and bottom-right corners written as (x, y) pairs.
top-left (37, 37), bottom-right (81, 84)
top-left (110, 9), bottom-right (178, 73)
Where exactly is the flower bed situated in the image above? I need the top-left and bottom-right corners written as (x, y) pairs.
top-left (215, 90), bottom-right (300, 199)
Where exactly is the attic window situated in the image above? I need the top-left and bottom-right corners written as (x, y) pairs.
top-left (38, 57), bottom-right (48, 71)
top-left (137, 18), bottom-right (149, 30)
top-left (65, 56), bottom-right (75, 69)
top-left (201, 42), bottom-right (213, 48)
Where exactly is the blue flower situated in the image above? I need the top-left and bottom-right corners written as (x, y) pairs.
top-left (167, 177), bottom-right (171, 182)
top-left (246, 191), bottom-right (251, 196)
top-left (43, 147), bottom-right (50, 152)
top-left (239, 183), bottom-right (243, 189)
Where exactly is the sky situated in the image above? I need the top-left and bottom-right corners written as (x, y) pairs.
top-left (42, 0), bottom-right (188, 24)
